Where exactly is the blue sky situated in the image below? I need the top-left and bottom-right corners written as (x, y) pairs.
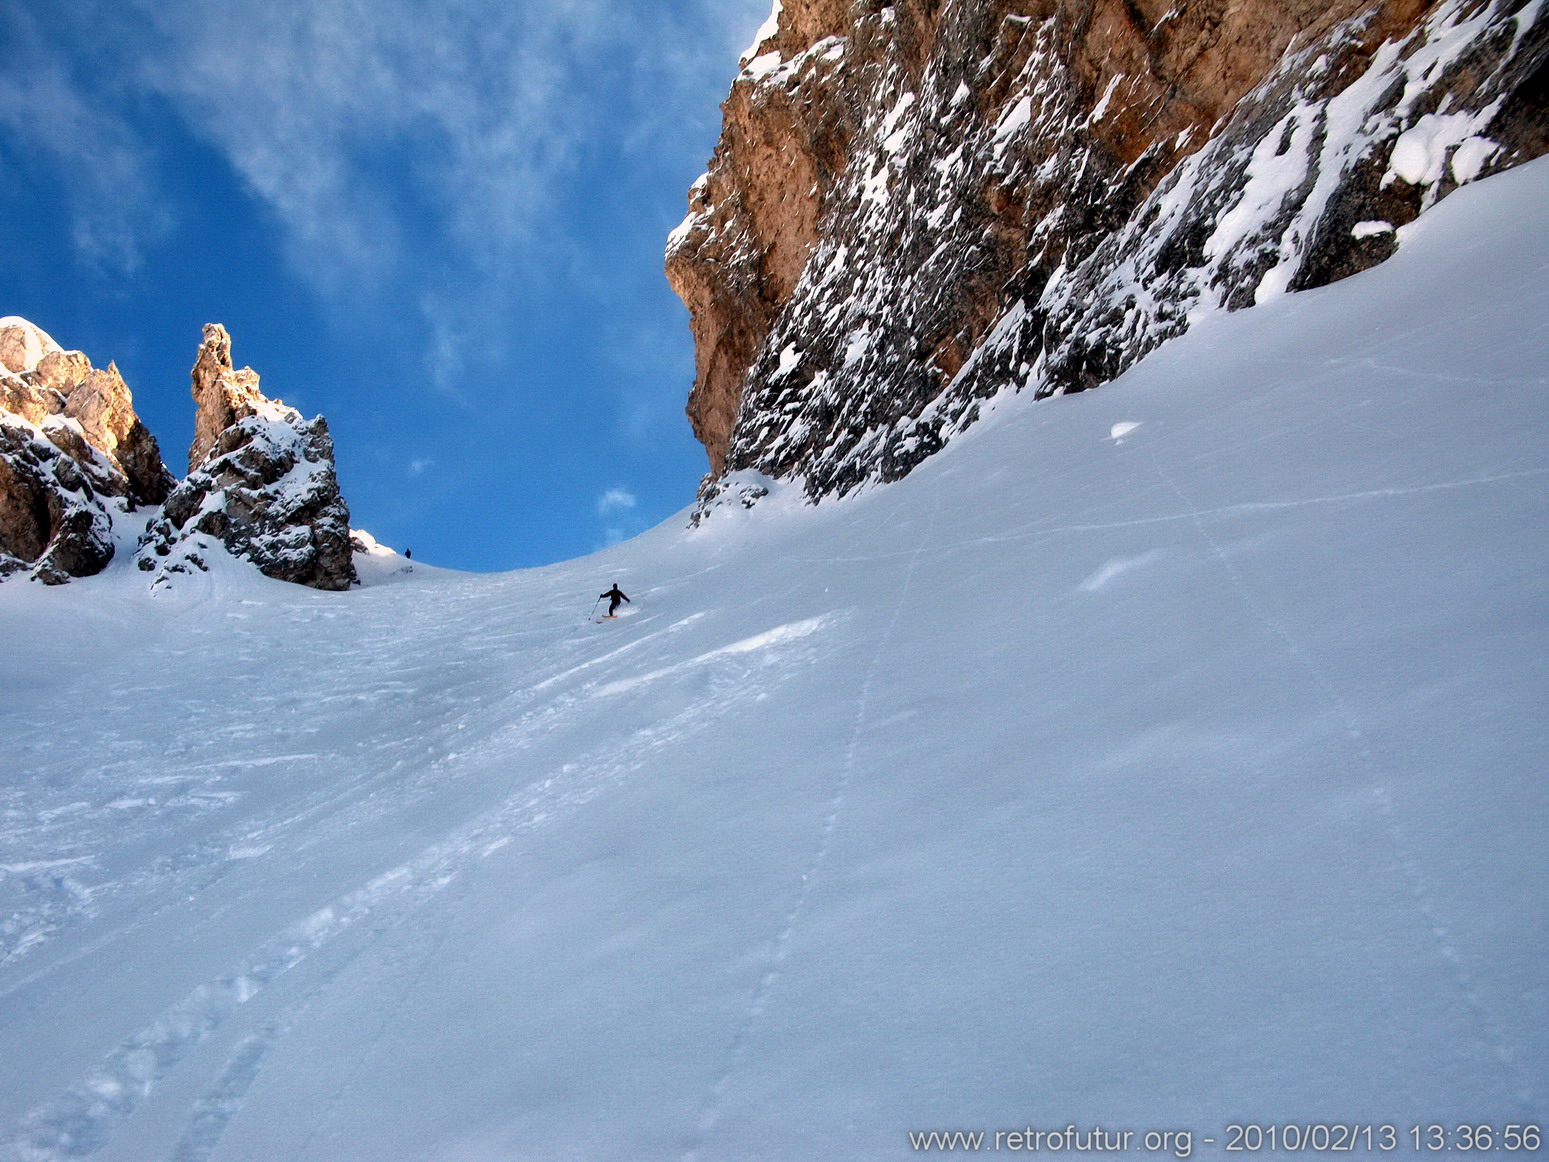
top-left (0, 0), bottom-right (772, 569)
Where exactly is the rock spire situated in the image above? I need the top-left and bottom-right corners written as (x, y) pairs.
top-left (137, 325), bottom-right (358, 591)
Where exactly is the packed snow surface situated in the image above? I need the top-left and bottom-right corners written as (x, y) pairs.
top-left (2, 161), bottom-right (1547, 1160)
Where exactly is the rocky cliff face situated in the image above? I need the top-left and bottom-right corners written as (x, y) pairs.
top-left (669, 0), bottom-right (1549, 507)
top-left (1, 317), bottom-right (356, 590)
top-left (0, 318), bottom-right (173, 583)
top-left (136, 324), bottom-right (357, 591)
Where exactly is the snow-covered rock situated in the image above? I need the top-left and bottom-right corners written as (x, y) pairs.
top-left (2, 156), bottom-right (1546, 1156)
top-left (2, 319), bottom-right (356, 592)
top-left (0, 317), bottom-right (171, 507)
top-left (350, 527), bottom-right (418, 586)
top-left (0, 421), bottom-right (117, 584)
top-left (0, 318), bottom-right (173, 583)
top-left (136, 325), bottom-right (356, 592)
top-left (0, 316), bottom-right (61, 376)
top-left (691, 467), bottom-right (783, 520)
top-left (670, 0), bottom-right (1549, 509)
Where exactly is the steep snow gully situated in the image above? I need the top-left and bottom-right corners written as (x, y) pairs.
top-left (1, 161), bottom-right (1547, 1160)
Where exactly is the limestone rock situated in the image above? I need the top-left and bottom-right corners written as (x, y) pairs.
top-left (66, 364), bottom-right (173, 506)
top-left (0, 420), bottom-right (116, 584)
top-left (0, 317), bottom-right (173, 582)
top-left (0, 318), bottom-right (60, 376)
top-left (0, 319), bottom-right (172, 508)
top-left (0, 369), bottom-right (61, 430)
top-left (188, 323), bottom-right (267, 471)
top-left (671, 0), bottom-right (1549, 510)
top-left (3, 318), bottom-right (359, 592)
top-left (33, 349), bottom-right (93, 397)
top-left (137, 325), bottom-right (357, 592)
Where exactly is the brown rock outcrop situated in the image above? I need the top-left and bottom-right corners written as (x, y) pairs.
top-left (0, 318), bottom-right (56, 377)
top-left (0, 317), bottom-right (173, 582)
top-left (670, 0), bottom-right (1549, 505)
top-left (188, 323), bottom-right (267, 471)
top-left (137, 325), bottom-right (357, 592)
top-left (0, 319), bottom-right (172, 508)
top-left (0, 422), bottom-right (117, 584)
top-left (3, 318), bottom-right (361, 591)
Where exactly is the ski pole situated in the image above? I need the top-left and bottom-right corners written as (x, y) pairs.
top-left (588, 596), bottom-right (603, 621)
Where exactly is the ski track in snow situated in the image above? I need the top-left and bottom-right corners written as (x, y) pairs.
top-left (1, 160), bottom-right (1546, 1158)
top-left (1, 818), bottom-right (473, 1162)
top-left (280, 872), bottom-right (478, 1162)
top-left (1146, 445), bottom-right (1542, 1119)
top-left (165, 832), bottom-right (486, 1162)
top-left (0, 744), bottom-right (454, 1003)
top-left (1, 581), bottom-right (841, 1162)
top-left (0, 615), bottom-right (510, 984)
top-left (791, 464), bottom-right (1549, 566)
top-left (1, 604), bottom-right (683, 996)
top-left (681, 493), bottom-right (942, 1162)
top-left (167, 1019), bottom-right (291, 1162)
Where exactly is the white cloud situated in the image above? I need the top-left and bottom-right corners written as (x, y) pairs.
top-left (409, 458), bottom-right (434, 475)
top-left (0, 0), bottom-right (771, 409)
top-left (123, 0), bottom-right (770, 393)
top-left (597, 487), bottom-right (637, 515)
top-left (0, 9), bottom-right (170, 275)
top-left (126, 0), bottom-right (766, 278)
top-left (419, 293), bottom-right (476, 406)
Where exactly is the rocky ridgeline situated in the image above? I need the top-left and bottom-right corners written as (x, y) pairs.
top-left (669, 0), bottom-right (1549, 510)
top-left (0, 319), bottom-right (355, 590)
top-left (137, 325), bottom-right (356, 591)
top-left (0, 318), bottom-right (173, 584)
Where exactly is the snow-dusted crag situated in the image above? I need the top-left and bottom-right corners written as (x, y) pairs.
top-left (4, 158), bottom-right (1547, 1154)
top-left (669, 0), bottom-right (1549, 506)
top-left (0, 317), bottom-right (173, 584)
top-left (0, 315), bottom-right (357, 590)
top-left (137, 324), bottom-right (357, 591)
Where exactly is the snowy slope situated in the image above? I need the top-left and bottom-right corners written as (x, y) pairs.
top-left (2, 160), bottom-right (1546, 1161)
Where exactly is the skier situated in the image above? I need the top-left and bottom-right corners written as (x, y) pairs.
top-left (599, 583), bottom-right (630, 619)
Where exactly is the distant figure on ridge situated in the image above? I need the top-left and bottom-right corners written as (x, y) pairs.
top-left (600, 583), bottom-right (630, 618)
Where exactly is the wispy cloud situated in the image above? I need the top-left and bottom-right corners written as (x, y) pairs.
top-left (0, 8), bottom-right (169, 275)
top-left (597, 487), bottom-right (637, 515)
top-left (122, 0), bottom-right (770, 396)
top-left (418, 293), bottom-right (475, 406)
top-left (0, 0), bottom-right (770, 427)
